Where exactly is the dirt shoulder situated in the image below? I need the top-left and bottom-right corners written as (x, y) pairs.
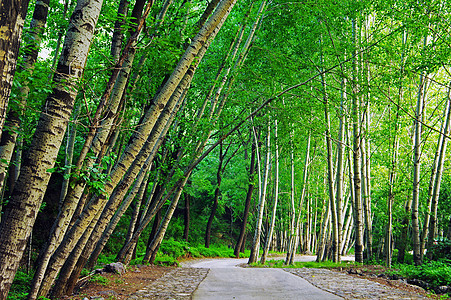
top-left (64, 264), bottom-right (173, 300)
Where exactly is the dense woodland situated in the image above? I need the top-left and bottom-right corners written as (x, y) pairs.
top-left (1, 0), bottom-right (451, 298)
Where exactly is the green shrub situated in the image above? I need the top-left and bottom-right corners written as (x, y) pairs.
top-left (80, 268), bottom-right (91, 277)
top-left (429, 240), bottom-right (451, 261)
top-left (96, 253), bottom-right (116, 267)
top-left (396, 260), bottom-right (451, 288)
top-left (90, 274), bottom-right (109, 286)
top-left (159, 239), bottom-right (190, 259)
top-left (154, 254), bottom-right (179, 266)
top-left (8, 271), bottom-right (33, 300)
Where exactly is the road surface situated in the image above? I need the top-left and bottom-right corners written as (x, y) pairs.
top-left (186, 256), bottom-right (346, 299)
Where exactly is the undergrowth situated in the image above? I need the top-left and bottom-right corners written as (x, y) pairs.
top-left (392, 260), bottom-right (451, 289)
top-left (250, 259), bottom-right (359, 269)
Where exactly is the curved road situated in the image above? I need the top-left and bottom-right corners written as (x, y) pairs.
top-left (185, 256), bottom-right (350, 299)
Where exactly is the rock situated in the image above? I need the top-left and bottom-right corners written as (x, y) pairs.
top-left (347, 268), bottom-right (363, 275)
top-left (98, 290), bottom-right (118, 296)
top-left (407, 278), bottom-right (429, 289)
top-left (104, 262), bottom-right (126, 275)
top-left (82, 298), bottom-right (89, 300)
top-left (435, 285), bottom-right (450, 294)
top-left (94, 268), bottom-right (104, 274)
top-left (389, 274), bottom-right (401, 280)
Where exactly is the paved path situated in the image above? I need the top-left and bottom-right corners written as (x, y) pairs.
top-left (189, 258), bottom-right (342, 299)
top-left (127, 255), bottom-right (428, 299)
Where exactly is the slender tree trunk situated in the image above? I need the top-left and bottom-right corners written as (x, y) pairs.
top-left (426, 85), bottom-right (451, 259)
top-left (288, 132), bottom-right (310, 264)
top-left (144, 174), bottom-right (192, 263)
top-left (205, 143), bottom-right (224, 248)
top-left (411, 71), bottom-right (426, 266)
top-left (323, 74), bottom-right (339, 262)
top-left (248, 123), bottom-right (271, 264)
top-left (110, 0), bottom-right (130, 64)
top-left (261, 121), bottom-right (279, 264)
top-left (235, 141), bottom-right (256, 257)
top-left (285, 134), bottom-right (296, 264)
top-left (60, 108), bottom-right (79, 207)
top-left (184, 192), bottom-right (190, 242)
top-left (351, 19), bottom-right (364, 263)
top-left (335, 79), bottom-right (346, 261)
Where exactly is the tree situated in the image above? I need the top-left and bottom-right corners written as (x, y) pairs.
top-left (0, 0), bottom-right (103, 297)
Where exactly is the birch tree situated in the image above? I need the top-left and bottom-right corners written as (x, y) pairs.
top-left (0, 0), bottom-right (103, 297)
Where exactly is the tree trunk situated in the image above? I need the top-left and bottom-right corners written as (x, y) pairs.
top-left (0, 1), bottom-right (103, 297)
top-left (144, 174), bottom-right (192, 263)
top-left (426, 85), bottom-right (451, 259)
top-left (323, 71), bottom-right (339, 262)
top-left (235, 141), bottom-right (256, 257)
top-left (351, 18), bottom-right (364, 263)
top-left (0, 0), bottom-right (50, 196)
top-left (205, 143), bottom-right (224, 248)
top-left (261, 121), bottom-right (279, 264)
top-left (248, 123), bottom-right (271, 264)
top-left (37, 2), bottom-right (235, 291)
top-left (285, 133), bottom-right (296, 264)
top-left (288, 132), bottom-right (310, 264)
top-left (0, 0), bottom-right (30, 142)
top-left (110, 0), bottom-right (130, 64)
top-left (411, 70), bottom-right (427, 266)
top-left (183, 193), bottom-right (190, 242)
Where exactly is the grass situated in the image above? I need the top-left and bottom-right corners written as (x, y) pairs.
top-left (391, 260), bottom-right (451, 289)
top-left (250, 259), bottom-right (360, 269)
top-left (89, 274), bottom-right (109, 286)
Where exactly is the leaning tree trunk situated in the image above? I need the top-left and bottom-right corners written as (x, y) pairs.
top-left (29, 0), bottom-right (151, 296)
top-left (0, 0), bottom-right (50, 195)
top-left (0, 0), bottom-right (30, 142)
top-left (36, 1), bottom-right (236, 295)
top-left (0, 1), bottom-right (102, 298)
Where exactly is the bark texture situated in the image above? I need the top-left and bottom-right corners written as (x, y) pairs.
top-left (0, 0), bottom-right (103, 298)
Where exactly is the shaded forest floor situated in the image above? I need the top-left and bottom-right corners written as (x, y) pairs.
top-left (65, 264), bottom-right (174, 300)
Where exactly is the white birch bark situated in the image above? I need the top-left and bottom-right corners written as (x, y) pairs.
top-left (248, 123), bottom-right (271, 264)
top-left (260, 121), bottom-right (279, 264)
top-left (0, 1), bottom-right (103, 298)
top-left (426, 85), bottom-right (451, 259)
